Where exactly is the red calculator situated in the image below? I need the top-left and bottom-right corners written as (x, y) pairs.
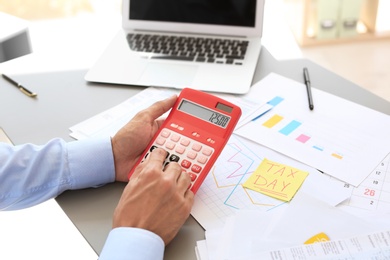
top-left (128, 88), bottom-right (242, 193)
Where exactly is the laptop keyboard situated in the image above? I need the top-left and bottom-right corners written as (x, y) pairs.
top-left (126, 33), bottom-right (248, 65)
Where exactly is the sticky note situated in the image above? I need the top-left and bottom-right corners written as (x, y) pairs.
top-left (304, 232), bottom-right (330, 244)
top-left (243, 158), bottom-right (309, 202)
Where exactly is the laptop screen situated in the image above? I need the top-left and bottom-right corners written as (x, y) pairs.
top-left (129, 0), bottom-right (257, 28)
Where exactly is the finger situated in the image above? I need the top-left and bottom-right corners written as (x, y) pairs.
top-left (184, 188), bottom-right (195, 203)
top-left (163, 162), bottom-right (182, 179)
top-left (132, 148), bottom-right (167, 179)
top-left (155, 118), bottom-right (165, 130)
top-left (176, 169), bottom-right (192, 194)
top-left (147, 147), bottom-right (167, 169)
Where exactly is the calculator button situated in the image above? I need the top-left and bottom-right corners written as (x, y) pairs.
top-left (181, 160), bottom-right (191, 169)
top-left (180, 138), bottom-right (190, 147)
top-left (170, 123), bottom-right (178, 128)
top-left (150, 145), bottom-right (158, 152)
top-left (170, 133), bottom-right (180, 142)
top-left (192, 143), bottom-right (202, 152)
top-left (165, 141), bottom-right (176, 150)
top-left (187, 151), bottom-right (197, 160)
top-left (190, 173), bottom-right (197, 182)
top-left (178, 126), bottom-right (184, 131)
top-left (191, 164), bottom-right (202, 173)
top-left (161, 129), bottom-right (171, 138)
top-left (202, 147), bottom-right (213, 156)
top-left (175, 146), bottom-right (185, 154)
top-left (156, 137), bottom-right (166, 146)
top-left (197, 155), bottom-right (208, 164)
top-left (169, 154), bottom-right (180, 162)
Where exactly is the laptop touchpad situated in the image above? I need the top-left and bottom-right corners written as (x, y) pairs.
top-left (138, 63), bottom-right (198, 87)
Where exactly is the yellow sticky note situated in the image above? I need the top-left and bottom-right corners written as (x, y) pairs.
top-left (304, 232), bottom-right (330, 244)
top-left (243, 158), bottom-right (309, 202)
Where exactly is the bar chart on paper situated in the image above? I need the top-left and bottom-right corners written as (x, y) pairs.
top-left (235, 73), bottom-right (390, 187)
top-left (260, 111), bottom-right (345, 161)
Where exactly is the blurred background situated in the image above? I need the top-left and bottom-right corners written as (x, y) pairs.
top-left (1, 0), bottom-right (389, 101)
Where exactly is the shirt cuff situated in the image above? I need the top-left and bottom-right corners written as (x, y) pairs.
top-left (67, 137), bottom-right (115, 189)
top-left (100, 227), bottom-right (165, 260)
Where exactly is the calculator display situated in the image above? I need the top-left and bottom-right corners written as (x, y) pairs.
top-left (178, 99), bottom-right (231, 128)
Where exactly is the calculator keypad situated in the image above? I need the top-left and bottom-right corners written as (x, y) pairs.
top-left (142, 127), bottom-right (214, 190)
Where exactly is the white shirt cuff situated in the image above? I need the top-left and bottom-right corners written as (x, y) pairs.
top-left (100, 227), bottom-right (165, 260)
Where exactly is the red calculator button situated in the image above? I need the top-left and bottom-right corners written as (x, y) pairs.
top-left (197, 155), bottom-right (208, 164)
top-left (202, 147), bottom-right (213, 156)
top-left (180, 138), bottom-right (190, 147)
top-left (181, 160), bottom-right (191, 169)
top-left (161, 129), bottom-right (170, 138)
top-left (192, 143), bottom-right (202, 152)
top-left (187, 151), bottom-right (197, 160)
top-left (190, 173), bottom-right (197, 182)
top-left (191, 164), bottom-right (202, 173)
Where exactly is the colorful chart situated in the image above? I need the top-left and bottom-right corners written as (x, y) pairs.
top-left (256, 106), bottom-right (346, 162)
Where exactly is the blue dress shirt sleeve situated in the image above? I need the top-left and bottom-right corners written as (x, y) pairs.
top-left (0, 137), bottom-right (115, 210)
top-left (99, 227), bottom-right (165, 260)
top-left (0, 137), bottom-right (167, 258)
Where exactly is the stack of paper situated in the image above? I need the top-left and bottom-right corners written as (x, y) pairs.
top-left (195, 192), bottom-right (390, 260)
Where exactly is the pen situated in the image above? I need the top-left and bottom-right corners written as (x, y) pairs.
top-left (303, 67), bottom-right (314, 110)
top-left (2, 74), bottom-right (37, 98)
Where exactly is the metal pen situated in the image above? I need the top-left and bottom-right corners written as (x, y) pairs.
top-left (2, 73), bottom-right (37, 98)
top-left (303, 67), bottom-right (314, 110)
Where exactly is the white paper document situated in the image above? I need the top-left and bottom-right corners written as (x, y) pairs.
top-left (0, 199), bottom-right (97, 260)
top-left (191, 134), bottom-right (350, 230)
top-left (250, 230), bottom-right (390, 260)
top-left (196, 192), bottom-right (390, 260)
top-left (235, 73), bottom-right (390, 187)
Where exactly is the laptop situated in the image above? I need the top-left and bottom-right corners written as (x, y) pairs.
top-left (85, 0), bottom-right (265, 94)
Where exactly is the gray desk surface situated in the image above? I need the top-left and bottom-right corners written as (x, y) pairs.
top-left (1, 48), bottom-right (390, 259)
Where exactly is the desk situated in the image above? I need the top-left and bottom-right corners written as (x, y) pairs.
top-left (1, 48), bottom-right (390, 259)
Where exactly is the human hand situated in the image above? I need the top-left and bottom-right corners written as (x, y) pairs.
top-left (112, 147), bottom-right (194, 245)
top-left (111, 95), bottom-right (177, 182)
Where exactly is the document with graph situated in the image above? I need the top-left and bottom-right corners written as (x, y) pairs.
top-left (235, 73), bottom-right (390, 187)
top-left (191, 133), bottom-right (350, 230)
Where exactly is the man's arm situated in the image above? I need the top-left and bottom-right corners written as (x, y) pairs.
top-left (0, 137), bottom-right (115, 210)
